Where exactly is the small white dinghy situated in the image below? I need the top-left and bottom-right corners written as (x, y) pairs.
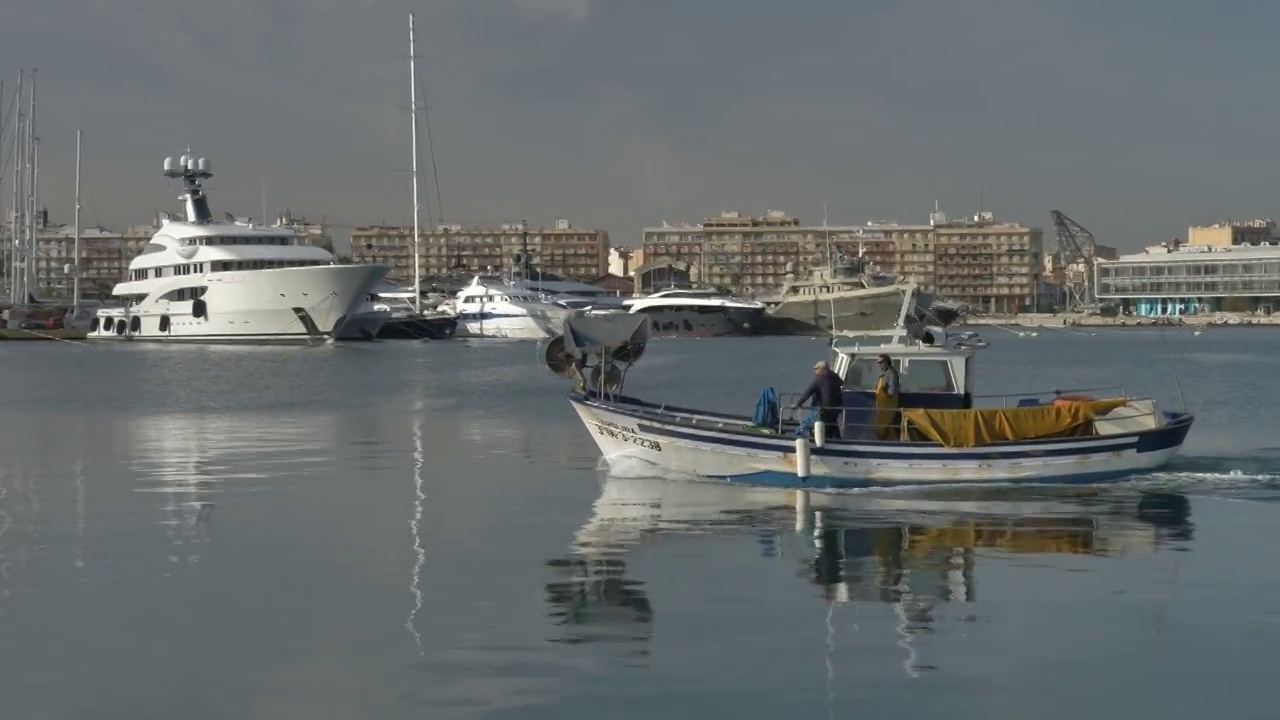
top-left (546, 296), bottom-right (1194, 490)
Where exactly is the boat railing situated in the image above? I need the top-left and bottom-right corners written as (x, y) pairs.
top-left (776, 388), bottom-right (1159, 441)
top-left (971, 385), bottom-right (1130, 408)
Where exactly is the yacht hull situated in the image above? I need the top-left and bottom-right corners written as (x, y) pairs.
top-left (88, 264), bottom-right (389, 344)
top-left (376, 313), bottom-right (458, 340)
top-left (758, 285), bottom-right (934, 335)
top-left (335, 310), bottom-right (391, 341)
top-left (454, 309), bottom-right (571, 340)
top-left (636, 306), bottom-right (765, 338)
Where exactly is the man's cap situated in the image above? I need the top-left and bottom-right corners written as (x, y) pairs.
top-left (814, 360), bottom-right (829, 369)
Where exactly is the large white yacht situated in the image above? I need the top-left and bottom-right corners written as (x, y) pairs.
top-left (622, 287), bottom-right (766, 337)
top-left (442, 274), bottom-right (576, 340)
top-left (88, 153), bottom-right (389, 343)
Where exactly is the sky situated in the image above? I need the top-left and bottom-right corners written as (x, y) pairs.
top-left (1, 0), bottom-right (1277, 250)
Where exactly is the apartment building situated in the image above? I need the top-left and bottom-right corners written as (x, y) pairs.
top-left (640, 208), bottom-right (1043, 312)
top-left (351, 217), bottom-right (609, 281)
top-left (641, 210), bottom-right (899, 291)
top-left (929, 211), bottom-right (1044, 313)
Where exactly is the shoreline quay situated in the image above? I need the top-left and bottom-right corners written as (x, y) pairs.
top-left (959, 314), bottom-right (1277, 328)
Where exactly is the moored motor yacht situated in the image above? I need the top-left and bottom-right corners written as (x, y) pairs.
top-left (623, 287), bottom-right (765, 337)
top-left (88, 152), bottom-right (389, 343)
top-left (442, 274), bottom-right (576, 340)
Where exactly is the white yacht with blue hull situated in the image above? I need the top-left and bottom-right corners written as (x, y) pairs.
top-left (552, 301), bottom-right (1195, 489)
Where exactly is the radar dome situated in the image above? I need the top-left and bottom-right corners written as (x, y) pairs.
top-left (163, 157), bottom-right (178, 174)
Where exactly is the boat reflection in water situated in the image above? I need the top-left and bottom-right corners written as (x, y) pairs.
top-left (544, 476), bottom-right (1192, 672)
top-left (128, 412), bottom-right (336, 569)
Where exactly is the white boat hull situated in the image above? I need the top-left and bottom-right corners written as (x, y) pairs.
top-left (454, 309), bottom-right (570, 340)
top-left (88, 264), bottom-right (389, 344)
top-left (569, 393), bottom-right (1194, 489)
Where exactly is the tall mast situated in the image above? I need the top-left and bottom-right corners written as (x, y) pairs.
top-left (409, 12), bottom-right (423, 314)
top-left (823, 203), bottom-right (832, 269)
top-left (73, 129), bottom-right (81, 314)
top-left (24, 68), bottom-right (36, 304)
top-left (8, 70), bottom-right (21, 304)
top-left (28, 137), bottom-right (38, 303)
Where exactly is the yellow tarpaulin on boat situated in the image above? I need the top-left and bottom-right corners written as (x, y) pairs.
top-left (900, 398), bottom-right (1132, 448)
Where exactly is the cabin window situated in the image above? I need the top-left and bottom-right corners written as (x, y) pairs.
top-left (899, 359), bottom-right (956, 393)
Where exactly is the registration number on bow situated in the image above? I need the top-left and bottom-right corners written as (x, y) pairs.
top-left (593, 419), bottom-right (662, 452)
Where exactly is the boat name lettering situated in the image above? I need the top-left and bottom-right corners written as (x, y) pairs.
top-left (596, 419), bottom-right (639, 434)
top-left (593, 422), bottom-right (662, 452)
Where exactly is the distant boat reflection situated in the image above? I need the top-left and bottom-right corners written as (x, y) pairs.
top-left (545, 477), bottom-right (1193, 671)
top-left (128, 412), bottom-right (336, 569)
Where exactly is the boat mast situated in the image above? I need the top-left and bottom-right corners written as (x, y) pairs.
top-left (72, 129), bottom-right (81, 315)
top-left (8, 70), bottom-right (21, 304)
top-left (24, 68), bottom-right (37, 304)
top-left (823, 203), bottom-right (832, 270)
top-left (408, 12), bottom-right (423, 314)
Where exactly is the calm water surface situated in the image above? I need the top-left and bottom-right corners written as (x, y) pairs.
top-left (1, 327), bottom-right (1277, 718)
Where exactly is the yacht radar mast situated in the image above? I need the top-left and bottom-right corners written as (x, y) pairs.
top-left (162, 151), bottom-right (214, 223)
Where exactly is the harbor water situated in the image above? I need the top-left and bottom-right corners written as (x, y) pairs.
top-left (0, 328), bottom-right (1277, 718)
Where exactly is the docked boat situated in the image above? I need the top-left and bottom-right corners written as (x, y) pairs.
top-left (547, 293), bottom-right (1194, 488)
top-left (443, 274), bottom-right (576, 340)
top-left (757, 259), bottom-right (961, 335)
top-left (344, 287), bottom-right (457, 340)
top-left (89, 152), bottom-right (389, 343)
top-left (623, 288), bottom-right (765, 337)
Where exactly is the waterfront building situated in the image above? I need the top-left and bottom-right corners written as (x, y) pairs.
top-left (607, 246), bottom-right (642, 278)
top-left (352, 217), bottom-right (609, 282)
top-left (640, 208), bottom-right (1043, 312)
top-left (1095, 242), bottom-right (1280, 316)
top-left (1186, 219), bottom-right (1274, 247)
top-left (1096, 219), bottom-right (1280, 316)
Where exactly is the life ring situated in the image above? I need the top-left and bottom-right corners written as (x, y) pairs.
top-left (1053, 394), bottom-right (1095, 406)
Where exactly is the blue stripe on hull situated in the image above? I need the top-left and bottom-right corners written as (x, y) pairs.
top-left (721, 467), bottom-right (1156, 491)
top-left (635, 422), bottom-right (1141, 461)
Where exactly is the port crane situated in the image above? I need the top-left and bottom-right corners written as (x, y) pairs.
top-left (1050, 210), bottom-right (1099, 309)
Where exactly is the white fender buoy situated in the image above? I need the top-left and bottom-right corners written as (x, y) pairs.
top-left (813, 420), bottom-right (826, 448)
top-left (795, 437), bottom-right (811, 479)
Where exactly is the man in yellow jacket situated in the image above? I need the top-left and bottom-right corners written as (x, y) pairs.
top-left (873, 354), bottom-right (900, 440)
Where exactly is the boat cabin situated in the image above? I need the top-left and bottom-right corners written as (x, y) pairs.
top-left (827, 328), bottom-right (979, 440)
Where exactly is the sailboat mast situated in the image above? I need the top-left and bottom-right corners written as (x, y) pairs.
top-left (8, 70), bottom-right (21, 304)
top-left (24, 68), bottom-right (37, 304)
top-left (73, 129), bottom-right (81, 315)
top-left (823, 203), bottom-right (832, 268)
top-left (408, 12), bottom-right (423, 314)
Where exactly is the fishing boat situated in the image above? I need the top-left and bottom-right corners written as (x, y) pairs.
top-left (546, 290), bottom-right (1194, 488)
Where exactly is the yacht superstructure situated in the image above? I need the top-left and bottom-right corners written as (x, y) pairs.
top-left (758, 260), bottom-right (960, 335)
top-left (88, 152), bottom-right (389, 343)
top-left (623, 287), bottom-right (765, 337)
top-left (445, 274), bottom-right (576, 339)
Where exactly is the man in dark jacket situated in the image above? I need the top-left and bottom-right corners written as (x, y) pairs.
top-left (794, 360), bottom-right (844, 439)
